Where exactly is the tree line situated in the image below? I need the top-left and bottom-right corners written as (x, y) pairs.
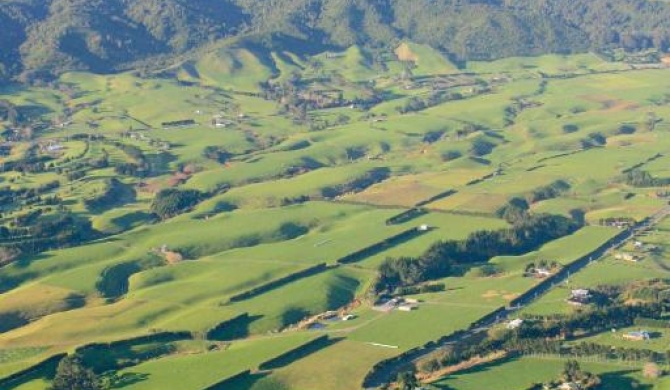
top-left (375, 213), bottom-right (580, 293)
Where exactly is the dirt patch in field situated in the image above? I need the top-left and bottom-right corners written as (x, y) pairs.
top-left (481, 290), bottom-right (500, 299)
top-left (579, 94), bottom-right (640, 112)
top-left (395, 43), bottom-right (418, 63)
top-left (347, 181), bottom-right (437, 207)
top-left (503, 293), bottom-right (520, 301)
top-left (419, 351), bottom-right (508, 383)
top-left (163, 251), bottom-right (184, 265)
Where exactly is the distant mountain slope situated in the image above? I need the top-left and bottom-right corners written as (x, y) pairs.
top-left (1, 0), bottom-right (669, 81)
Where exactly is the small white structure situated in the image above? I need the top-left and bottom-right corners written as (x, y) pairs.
top-left (507, 318), bottom-right (524, 329)
top-left (418, 224), bottom-right (430, 232)
top-left (623, 330), bottom-right (651, 341)
top-left (568, 289), bottom-right (592, 305)
top-left (535, 268), bottom-right (552, 277)
top-left (398, 304), bottom-right (418, 312)
top-left (46, 144), bottom-right (64, 152)
top-left (342, 314), bottom-right (356, 321)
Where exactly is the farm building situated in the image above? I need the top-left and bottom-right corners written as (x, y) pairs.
top-left (212, 117), bottom-right (234, 128)
top-left (507, 319), bottom-right (523, 329)
top-left (398, 304), bottom-right (418, 312)
top-left (614, 252), bottom-right (642, 262)
top-left (535, 268), bottom-right (552, 278)
top-left (567, 289), bottom-right (592, 305)
top-left (623, 330), bottom-right (651, 341)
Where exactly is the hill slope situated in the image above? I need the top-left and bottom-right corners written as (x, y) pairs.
top-left (1, 0), bottom-right (670, 81)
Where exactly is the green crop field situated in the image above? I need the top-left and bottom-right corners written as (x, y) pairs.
top-left (2, 40), bottom-right (670, 390)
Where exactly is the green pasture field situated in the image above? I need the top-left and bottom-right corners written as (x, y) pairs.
top-left (241, 339), bottom-right (399, 390)
top-left (576, 325), bottom-right (670, 353)
top-left (3, 45), bottom-right (670, 390)
top-left (431, 356), bottom-right (655, 390)
top-left (116, 333), bottom-right (317, 390)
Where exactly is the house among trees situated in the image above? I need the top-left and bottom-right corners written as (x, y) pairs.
top-left (524, 260), bottom-right (558, 278)
top-left (568, 289), bottom-right (592, 306)
top-left (623, 330), bottom-right (651, 341)
top-left (599, 217), bottom-right (634, 229)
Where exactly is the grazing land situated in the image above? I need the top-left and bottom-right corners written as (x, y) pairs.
top-left (1, 40), bottom-right (670, 390)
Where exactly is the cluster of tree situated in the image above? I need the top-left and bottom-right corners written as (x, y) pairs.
top-left (51, 354), bottom-right (101, 390)
top-left (395, 91), bottom-right (464, 114)
top-left (202, 146), bottom-right (233, 164)
top-left (395, 283), bottom-right (445, 296)
top-left (114, 162), bottom-right (145, 177)
top-left (621, 169), bottom-right (670, 187)
top-left (526, 180), bottom-right (571, 204)
top-left (580, 132), bottom-right (607, 149)
top-left (83, 178), bottom-right (133, 211)
top-left (375, 214), bottom-right (580, 293)
top-left (0, 180), bottom-right (59, 207)
top-left (4, 0), bottom-right (670, 81)
top-left (150, 188), bottom-right (203, 220)
top-left (0, 155), bottom-right (55, 174)
top-left (1, 213), bottom-right (95, 257)
top-left (496, 197), bottom-right (531, 224)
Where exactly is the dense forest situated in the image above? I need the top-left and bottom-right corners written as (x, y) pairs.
top-left (1, 0), bottom-right (670, 82)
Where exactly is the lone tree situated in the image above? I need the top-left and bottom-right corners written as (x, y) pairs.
top-left (51, 355), bottom-right (101, 390)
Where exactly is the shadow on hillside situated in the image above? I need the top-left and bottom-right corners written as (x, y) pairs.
top-left (598, 369), bottom-right (652, 390)
top-left (208, 371), bottom-right (284, 390)
top-left (108, 372), bottom-right (150, 389)
top-left (208, 314), bottom-right (264, 341)
top-left (260, 337), bottom-right (343, 370)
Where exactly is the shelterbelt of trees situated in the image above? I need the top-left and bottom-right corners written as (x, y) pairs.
top-left (375, 212), bottom-right (580, 293)
top-left (1, 0), bottom-right (670, 81)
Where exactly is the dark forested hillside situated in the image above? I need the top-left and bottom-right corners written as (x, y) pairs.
top-left (1, 0), bottom-right (670, 82)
